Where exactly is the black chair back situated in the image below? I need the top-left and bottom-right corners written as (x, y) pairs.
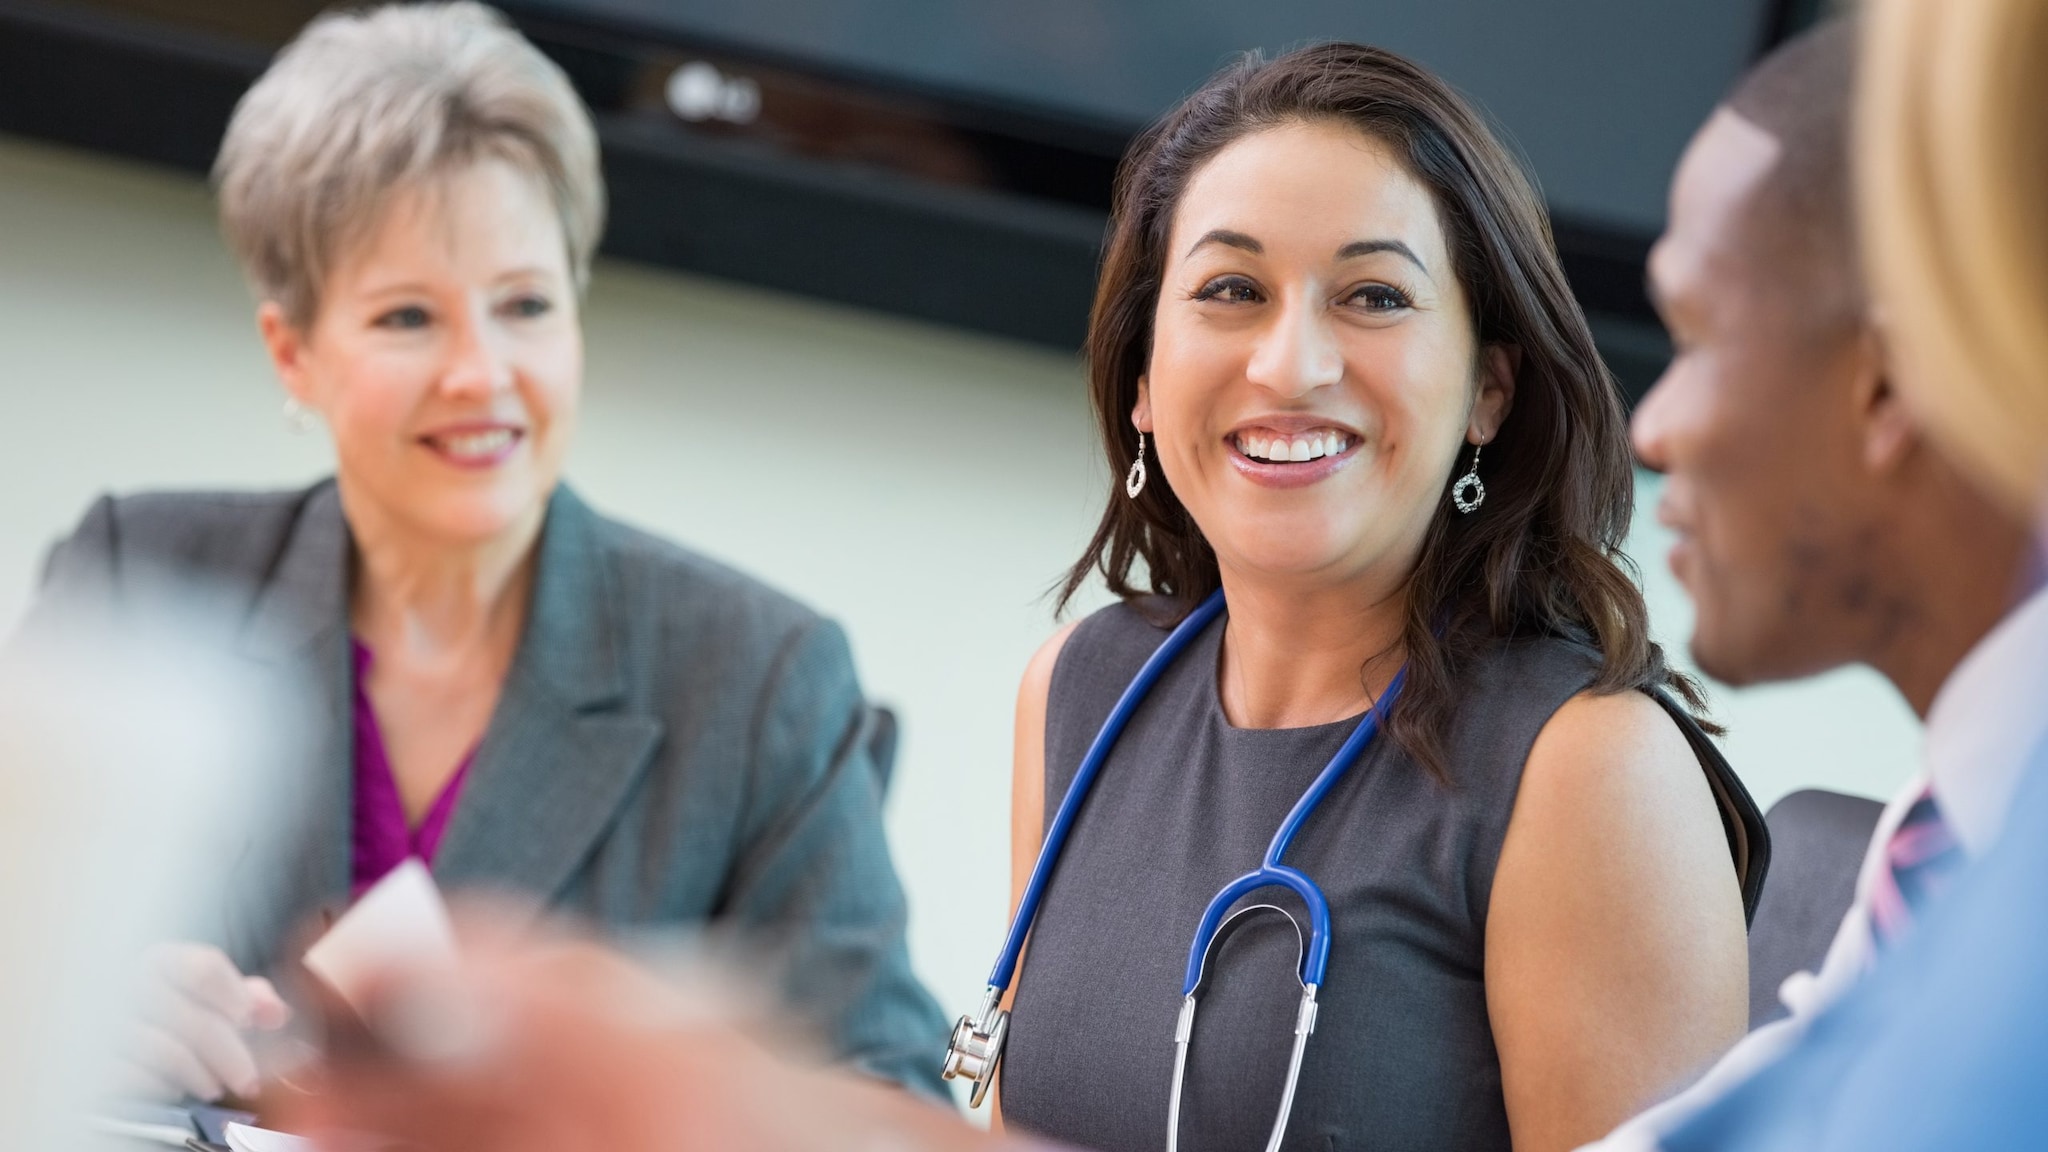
top-left (1746, 788), bottom-right (1885, 1027)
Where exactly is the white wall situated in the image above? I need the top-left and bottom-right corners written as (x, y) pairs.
top-left (0, 133), bottom-right (1919, 1030)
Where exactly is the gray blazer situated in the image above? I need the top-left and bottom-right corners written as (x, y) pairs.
top-left (33, 480), bottom-right (949, 1097)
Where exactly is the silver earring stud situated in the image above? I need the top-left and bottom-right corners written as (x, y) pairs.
top-left (281, 397), bottom-right (317, 434)
top-left (1452, 441), bottom-right (1485, 514)
top-left (1125, 431), bottom-right (1148, 499)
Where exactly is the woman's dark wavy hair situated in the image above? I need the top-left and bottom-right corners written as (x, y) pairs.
top-left (1057, 41), bottom-right (1708, 777)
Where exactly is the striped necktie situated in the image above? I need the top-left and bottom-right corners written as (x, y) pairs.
top-left (1867, 785), bottom-right (1967, 950)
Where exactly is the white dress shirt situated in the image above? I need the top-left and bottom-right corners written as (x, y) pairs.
top-left (1580, 582), bottom-right (2048, 1152)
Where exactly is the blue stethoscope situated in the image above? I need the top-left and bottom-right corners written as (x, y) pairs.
top-left (942, 589), bottom-right (1406, 1152)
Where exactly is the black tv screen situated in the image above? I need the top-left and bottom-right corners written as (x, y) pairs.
top-left (536, 0), bottom-right (1771, 234)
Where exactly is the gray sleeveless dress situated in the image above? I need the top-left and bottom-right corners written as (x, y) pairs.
top-left (1000, 601), bottom-right (1760, 1152)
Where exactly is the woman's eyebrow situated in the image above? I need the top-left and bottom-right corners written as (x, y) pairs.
top-left (493, 264), bottom-right (559, 285)
top-left (1187, 229), bottom-right (1262, 257)
top-left (1336, 238), bottom-right (1430, 277)
top-left (356, 279), bottom-right (434, 300)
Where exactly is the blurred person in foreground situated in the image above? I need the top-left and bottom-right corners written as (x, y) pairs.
top-left (21, 0), bottom-right (945, 1106)
top-left (1641, 0), bottom-right (2048, 1147)
top-left (1588, 18), bottom-right (2037, 1150)
top-left (2, 598), bottom-right (312, 1148)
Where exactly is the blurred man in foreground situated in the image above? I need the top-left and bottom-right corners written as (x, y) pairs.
top-left (1644, 0), bottom-right (2048, 1144)
top-left (1594, 18), bottom-right (2035, 1149)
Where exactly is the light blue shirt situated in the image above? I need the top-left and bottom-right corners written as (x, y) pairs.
top-left (1664, 730), bottom-right (2048, 1150)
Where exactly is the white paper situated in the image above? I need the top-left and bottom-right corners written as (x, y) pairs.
top-left (300, 858), bottom-right (459, 1013)
top-left (225, 1121), bottom-right (315, 1152)
top-left (83, 1116), bottom-right (194, 1146)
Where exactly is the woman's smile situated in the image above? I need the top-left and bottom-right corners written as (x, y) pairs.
top-left (1226, 421), bottom-right (1363, 488)
top-left (418, 420), bottom-right (528, 470)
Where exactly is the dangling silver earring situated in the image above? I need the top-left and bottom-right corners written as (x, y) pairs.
top-left (281, 396), bottom-right (317, 434)
top-left (1125, 431), bottom-right (1148, 499)
top-left (1452, 441), bottom-right (1486, 514)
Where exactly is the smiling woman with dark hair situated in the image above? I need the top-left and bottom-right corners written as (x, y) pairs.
top-left (981, 43), bottom-right (1766, 1152)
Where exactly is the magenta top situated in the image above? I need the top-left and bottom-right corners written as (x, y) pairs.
top-left (350, 639), bottom-right (476, 898)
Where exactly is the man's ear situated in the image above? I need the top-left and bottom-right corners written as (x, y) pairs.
top-left (1132, 374), bottom-right (1154, 434)
top-left (257, 301), bottom-right (319, 409)
top-left (1468, 344), bottom-right (1520, 443)
top-left (1856, 326), bottom-right (1917, 474)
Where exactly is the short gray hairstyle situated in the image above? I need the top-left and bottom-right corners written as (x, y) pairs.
top-left (215, 2), bottom-right (605, 326)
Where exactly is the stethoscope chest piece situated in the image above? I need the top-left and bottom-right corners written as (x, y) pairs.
top-left (943, 986), bottom-right (1009, 1107)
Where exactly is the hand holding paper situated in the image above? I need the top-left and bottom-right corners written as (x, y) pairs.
top-left (301, 860), bottom-right (460, 1014)
top-left (278, 905), bottom-right (1004, 1152)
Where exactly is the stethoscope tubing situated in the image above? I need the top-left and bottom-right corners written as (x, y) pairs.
top-left (984, 589), bottom-right (1229, 993)
top-left (1182, 660), bottom-right (1406, 994)
top-left (957, 587), bottom-right (1407, 1148)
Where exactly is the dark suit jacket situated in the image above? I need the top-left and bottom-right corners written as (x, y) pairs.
top-left (31, 480), bottom-right (949, 1097)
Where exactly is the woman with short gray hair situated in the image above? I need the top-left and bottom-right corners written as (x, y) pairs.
top-left (31, 1), bottom-right (945, 1104)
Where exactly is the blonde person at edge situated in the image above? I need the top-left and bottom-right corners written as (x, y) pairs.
top-left (18, 2), bottom-right (946, 1106)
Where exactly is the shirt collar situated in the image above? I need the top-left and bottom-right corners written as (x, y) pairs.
top-left (1924, 582), bottom-right (2048, 856)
